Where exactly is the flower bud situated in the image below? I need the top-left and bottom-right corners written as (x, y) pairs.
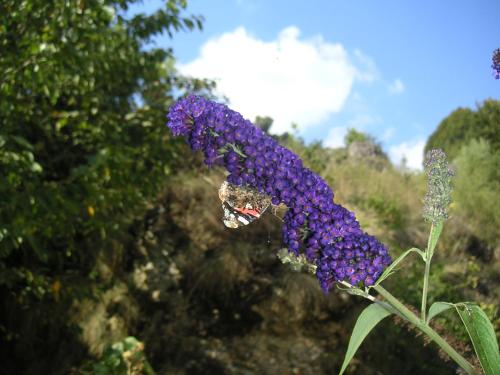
top-left (422, 149), bottom-right (454, 224)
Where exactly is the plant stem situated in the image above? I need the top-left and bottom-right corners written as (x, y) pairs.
top-left (339, 280), bottom-right (376, 302)
top-left (421, 251), bottom-right (432, 322)
top-left (373, 284), bottom-right (478, 375)
top-left (421, 222), bottom-right (434, 322)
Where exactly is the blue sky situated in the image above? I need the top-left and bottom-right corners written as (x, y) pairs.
top-left (128, 0), bottom-right (499, 169)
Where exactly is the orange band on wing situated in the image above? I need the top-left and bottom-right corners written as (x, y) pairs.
top-left (235, 207), bottom-right (260, 217)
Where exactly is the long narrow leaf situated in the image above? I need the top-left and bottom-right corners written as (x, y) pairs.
top-left (339, 303), bottom-right (392, 375)
top-left (374, 247), bottom-right (424, 286)
top-left (455, 303), bottom-right (500, 375)
top-left (427, 220), bottom-right (443, 256)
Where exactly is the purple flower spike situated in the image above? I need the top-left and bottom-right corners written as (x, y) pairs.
top-left (166, 95), bottom-right (392, 292)
top-left (492, 48), bottom-right (500, 80)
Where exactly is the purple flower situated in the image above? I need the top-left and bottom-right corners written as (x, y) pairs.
top-left (492, 48), bottom-right (500, 80)
top-left (166, 95), bottom-right (392, 292)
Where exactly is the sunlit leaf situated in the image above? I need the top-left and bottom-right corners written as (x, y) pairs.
top-left (454, 303), bottom-right (500, 375)
top-left (427, 220), bottom-right (443, 256)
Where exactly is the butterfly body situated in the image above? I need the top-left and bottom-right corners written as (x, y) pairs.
top-left (218, 181), bottom-right (271, 228)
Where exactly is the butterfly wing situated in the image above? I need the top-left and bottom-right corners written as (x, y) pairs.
top-left (222, 201), bottom-right (258, 228)
top-left (219, 181), bottom-right (270, 228)
top-left (222, 204), bottom-right (239, 228)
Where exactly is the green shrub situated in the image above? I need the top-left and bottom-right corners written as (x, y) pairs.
top-left (425, 99), bottom-right (500, 161)
top-left (0, 0), bottom-right (212, 372)
top-left (452, 139), bottom-right (500, 247)
top-left (81, 336), bottom-right (154, 375)
top-left (0, 0), bottom-right (211, 297)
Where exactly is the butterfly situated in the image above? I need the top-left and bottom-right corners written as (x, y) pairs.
top-left (218, 181), bottom-right (271, 228)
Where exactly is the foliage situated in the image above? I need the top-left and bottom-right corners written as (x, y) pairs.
top-left (280, 133), bottom-right (333, 174)
top-left (337, 150), bottom-right (496, 375)
top-left (323, 160), bottom-right (424, 240)
top-left (254, 115), bottom-right (274, 134)
top-left (0, 0), bottom-right (212, 372)
top-left (452, 139), bottom-right (500, 247)
top-left (425, 99), bottom-right (500, 161)
top-left (344, 128), bottom-right (371, 146)
top-left (81, 336), bottom-right (155, 375)
top-left (338, 303), bottom-right (392, 375)
top-left (0, 0), bottom-right (206, 291)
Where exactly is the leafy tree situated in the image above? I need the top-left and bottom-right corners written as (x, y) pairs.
top-left (453, 139), bottom-right (500, 247)
top-left (343, 128), bottom-right (388, 163)
top-left (255, 115), bottom-right (273, 134)
top-left (425, 99), bottom-right (500, 161)
top-left (0, 0), bottom-right (212, 372)
top-left (344, 128), bottom-right (371, 146)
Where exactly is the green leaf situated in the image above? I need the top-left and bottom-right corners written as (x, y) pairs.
top-left (339, 303), bottom-right (392, 375)
top-left (427, 301), bottom-right (454, 323)
top-left (11, 135), bottom-right (33, 150)
top-left (374, 247), bottom-right (424, 286)
top-left (428, 220), bottom-right (443, 256)
top-left (454, 303), bottom-right (500, 375)
top-left (227, 143), bottom-right (247, 158)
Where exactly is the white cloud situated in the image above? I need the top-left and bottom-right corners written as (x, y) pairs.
top-left (325, 126), bottom-right (348, 148)
top-left (178, 26), bottom-right (376, 134)
top-left (389, 139), bottom-right (425, 170)
top-left (388, 78), bottom-right (405, 94)
top-left (381, 127), bottom-right (395, 142)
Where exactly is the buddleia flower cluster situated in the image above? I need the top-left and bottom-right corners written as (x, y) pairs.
top-left (167, 95), bottom-right (391, 292)
top-left (492, 48), bottom-right (500, 80)
top-left (422, 149), bottom-right (454, 224)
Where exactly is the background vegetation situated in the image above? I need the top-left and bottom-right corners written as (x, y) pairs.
top-left (0, 1), bottom-right (498, 374)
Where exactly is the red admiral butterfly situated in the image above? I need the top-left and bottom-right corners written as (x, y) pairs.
top-left (218, 181), bottom-right (271, 228)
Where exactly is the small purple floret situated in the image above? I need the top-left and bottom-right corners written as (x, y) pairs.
top-left (166, 95), bottom-right (392, 292)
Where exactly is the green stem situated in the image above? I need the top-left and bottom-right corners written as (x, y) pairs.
top-left (421, 222), bottom-right (434, 322)
top-left (373, 284), bottom-right (478, 375)
top-left (421, 251), bottom-right (432, 322)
